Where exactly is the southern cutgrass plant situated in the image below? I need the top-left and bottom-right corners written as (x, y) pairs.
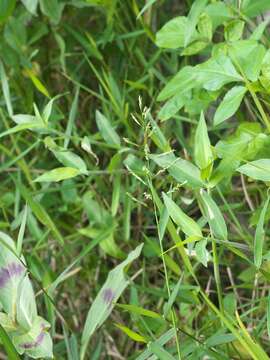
top-left (2, 0), bottom-right (270, 359)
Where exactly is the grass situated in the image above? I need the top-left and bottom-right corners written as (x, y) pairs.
top-left (1, 0), bottom-right (270, 359)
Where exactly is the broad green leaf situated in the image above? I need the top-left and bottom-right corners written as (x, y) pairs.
top-left (156, 16), bottom-right (188, 49)
top-left (184, 0), bottom-right (208, 46)
top-left (12, 114), bottom-right (38, 125)
top-left (39, 0), bottom-right (64, 24)
top-left (0, 232), bottom-right (26, 315)
top-left (96, 110), bottom-right (120, 147)
top-left (195, 238), bottom-right (209, 267)
top-left (194, 112), bottom-right (213, 170)
top-left (0, 0), bottom-right (16, 23)
top-left (114, 324), bottom-right (147, 343)
top-left (197, 12), bottom-right (212, 40)
top-left (157, 66), bottom-right (197, 101)
top-left (205, 2), bottom-right (234, 29)
top-left (116, 304), bottom-right (161, 319)
top-left (34, 167), bottom-right (81, 182)
top-left (21, 0), bottom-right (38, 15)
top-left (53, 150), bottom-right (87, 173)
top-left (200, 190), bottom-right (227, 240)
top-left (229, 40), bottom-right (266, 81)
top-left (13, 316), bottom-right (53, 358)
top-left (181, 40), bottom-right (208, 56)
top-left (195, 54), bottom-right (243, 91)
top-left (150, 152), bottom-right (205, 188)
top-left (213, 86), bottom-right (247, 126)
top-left (225, 20), bottom-right (245, 42)
top-left (215, 123), bottom-right (266, 161)
top-left (254, 197), bottom-right (270, 268)
top-left (163, 193), bottom-right (202, 238)
top-left (80, 244), bottom-right (143, 360)
top-left (237, 159), bottom-right (270, 181)
top-left (158, 92), bottom-right (189, 121)
top-left (242, 0), bottom-right (270, 17)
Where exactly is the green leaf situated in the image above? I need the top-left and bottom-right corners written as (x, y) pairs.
top-left (15, 182), bottom-right (64, 245)
top-left (96, 110), bottom-right (120, 147)
top-left (136, 329), bottom-right (175, 360)
top-left (194, 112), bottom-right (213, 170)
top-left (242, 0), bottom-right (270, 17)
top-left (229, 40), bottom-right (266, 81)
top-left (157, 66), bottom-right (197, 101)
top-left (163, 193), bottom-right (202, 238)
top-left (114, 323), bottom-right (147, 343)
top-left (237, 159), bottom-right (270, 182)
top-left (0, 0), bottom-right (16, 23)
top-left (34, 167), bottom-right (81, 182)
top-left (254, 197), bottom-right (270, 268)
top-left (156, 16), bottom-right (188, 49)
top-left (116, 304), bottom-right (161, 319)
top-left (250, 18), bottom-right (270, 40)
top-left (181, 40), bottom-right (208, 56)
top-left (150, 152), bottom-right (205, 188)
top-left (225, 20), bottom-right (245, 42)
top-left (213, 86), bottom-right (247, 126)
top-left (53, 150), bottom-right (87, 173)
top-left (195, 54), bottom-right (243, 91)
top-left (80, 244), bottom-right (143, 360)
top-left (198, 12), bottom-right (212, 40)
top-left (0, 60), bottom-right (13, 116)
top-left (200, 190), bottom-right (227, 240)
top-left (163, 276), bottom-right (182, 317)
top-left (195, 238), bottom-right (209, 267)
top-left (21, 0), bottom-right (39, 15)
top-left (39, 0), bottom-right (64, 24)
top-left (148, 342), bottom-right (175, 360)
top-left (205, 2), bottom-right (234, 29)
top-left (0, 324), bottom-right (21, 360)
top-left (184, 0), bottom-right (208, 47)
top-left (158, 92), bottom-right (189, 121)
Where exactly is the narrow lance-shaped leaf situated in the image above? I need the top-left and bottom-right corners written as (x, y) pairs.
top-left (80, 243), bottom-right (143, 360)
top-left (195, 54), bottom-right (243, 91)
top-left (156, 16), bottom-right (188, 49)
top-left (254, 196), bottom-right (270, 268)
top-left (237, 159), bottom-right (270, 182)
top-left (163, 193), bottom-right (202, 238)
top-left (200, 190), bottom-right (227, 240)
top-left (96, 110), bottom-right (120, 147)
top-left (34, 167), bottom-right (81, 183)
top-left (150, 152), bottom-right (205, 189)
top-left (194, 112), bottom-right (213, 170)
top-left (214, 86), bottom-right (247, 126)
top-left (114, 323), bottom-right (147, 343)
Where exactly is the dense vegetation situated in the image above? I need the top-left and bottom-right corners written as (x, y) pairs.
top-left (2, 0), bottom-right (270, 359)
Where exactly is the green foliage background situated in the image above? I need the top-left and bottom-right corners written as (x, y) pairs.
top-left (1, 0), bottom-right (270, 359)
